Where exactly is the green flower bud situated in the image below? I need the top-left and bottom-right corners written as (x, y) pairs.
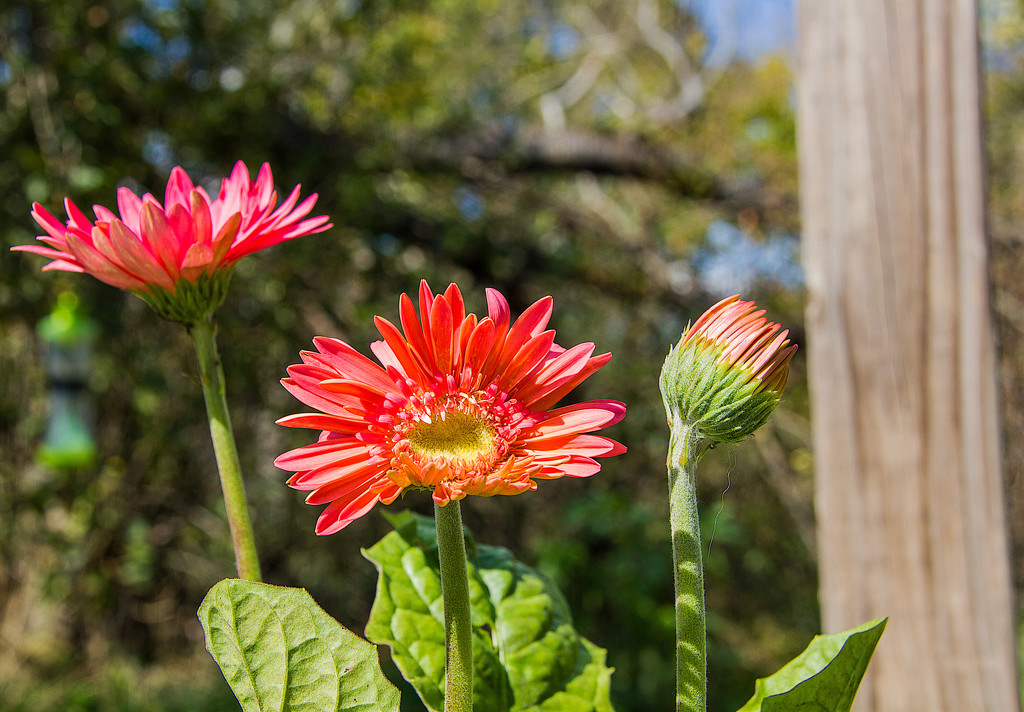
top-left (661, 295), bottom-right (797, 445)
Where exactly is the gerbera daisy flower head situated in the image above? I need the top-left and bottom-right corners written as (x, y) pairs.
top-left (13, 161), bottom-right (331, 323)
top-left (661, 295), bottom-right (797, 445)
top-left (276, 281), bottom-right (627, 535)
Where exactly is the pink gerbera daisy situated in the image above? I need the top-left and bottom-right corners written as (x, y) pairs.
top-left (276, 281), bottom-right (627, 535)
top-left (14, 161), bottom-right (331, 322)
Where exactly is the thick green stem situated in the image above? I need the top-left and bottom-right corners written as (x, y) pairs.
top-left (189, 316), bottom-right (262, 582)
top-left (668, 419), bottom-right (710, 712)
top-left (434, 500), bottom-right (473, 712)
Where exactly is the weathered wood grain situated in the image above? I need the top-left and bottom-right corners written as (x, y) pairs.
top-left (796, 1), bottom-right (1019, 710)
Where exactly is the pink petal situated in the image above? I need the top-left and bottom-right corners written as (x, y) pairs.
top-left (463, 318), bottom-right (497, 374)
top-left (190, 191), bottom-right (213, 245)
top-left (280, 374), bottom-right (356, 416)
top-left (275, 438), bottom-right (369, 470)
top-left (513, 342), bottom-right (595, 403)
top-left (684, 296), bottom-right (741, 344)
top-left (63, 198), bottom-right (94, 235)
top-left (486, 293), bottom-right (552, 378)
top-left (40, 258), bottom-right (87, 273)
top-left (225, 210), bottom-right (330, 260)
top-left (500, 330), bottom-right (555, 389)
top-left (108, 219), bottom-right (176, 290)
top-left (165, 166), bottom-right (195, 210)
top-left (253, 163), bottom-right (275, 209)
top-left (11, 244), bottom-right (74, 261)
top-left (290, 457), bottom-right (387, 490)
top-left (223, 161), bottom-right (251, 202)
top-left (536, 455), bottom-right (602, 478)
top-left (312, 337), bottom-right (396, 393)
top-left (33, 234), bottom-right (72, 251)
top-left (87, 225), bottom-right (129, 270)
top-left (275, 412), bottom-right (365, 432)
top-left (272, 212), bottom-right (331, 240)
top-left (529, 401), bottom-right (627, 439)
top-left (399, 293), bottom-right (435, 372)
top-left (453, 313), bottom-right (477, 373)
top-left (139, 202), bottom-right (181, 280)
top-left (211, 213), bottom-right (241, 266)
top-left (443, 283), bottom-right (465, 326)
top-left (499, 297), bottom-right (553, 367)
top-left (748, 330), bottom-right (790, 375)
top-left (319, 378), bottom-right (388, 402)
top-left (418, 280), bottom-right (435, 338)
top-left (182, 242), bottom-right (214, 270)
top-left (296, 352), bottom-right (340, 371)
top-left (63, 231), bottom-right (140, 290)
top-left (373, 316), bottom-right (429, 381)
top-left (429, 295), bottom-right (454, 374)
top-left (304, 465), bottom-right (387, 504)
top-left (116, 188), bottom-right (144, 233)
top-left (314, 488), bottom-right (386, 535)
top-left (369, 339), bottom-right (403, 374)
top-left (265, 185), bottom-right (303, 225)
top-left (93, 205), bottom-right (118, 225)
top-left (166, 203), bottom-right (194, 263)
top-left (523, 433), bottom-right (627, 457)
top-left (529, 352), bottom-right (613, 412)
top-left (485, 287), bottom-right (511, 338)
top-left (31, 202), bottom-right (70, 243)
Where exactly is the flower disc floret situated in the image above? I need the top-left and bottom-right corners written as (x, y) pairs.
top-left (661, 295), bottom-right (797, 444)
top-left (406, 411), bottom-right (497, 461)
top-left (276, 281), bottom-right (627, 535)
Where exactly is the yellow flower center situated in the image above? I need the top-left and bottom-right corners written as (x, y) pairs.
top-left (406, 411), bottom-right (497, 462)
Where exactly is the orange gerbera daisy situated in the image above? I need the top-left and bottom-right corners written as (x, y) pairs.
top-left (276, 281), bottom-right (627, 534)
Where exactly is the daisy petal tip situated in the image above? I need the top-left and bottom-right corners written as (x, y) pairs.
top-left (314, 516), bottom-right (348, 536)
top-left (594, 400), bottom-right (628, 425)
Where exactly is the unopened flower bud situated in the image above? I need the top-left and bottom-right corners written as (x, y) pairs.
top-left (661, 295), bottom-right (796, 445)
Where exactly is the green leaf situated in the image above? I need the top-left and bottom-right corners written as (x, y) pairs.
top-left (363, 511), bottom-right (615, 712)
top-left (198, 578), bottom-right (401, 712)
top-left (737, 618), bottom-right (887, 712)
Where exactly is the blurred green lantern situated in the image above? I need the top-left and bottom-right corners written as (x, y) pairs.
top-left (36, 292), bottom-right (99, 469)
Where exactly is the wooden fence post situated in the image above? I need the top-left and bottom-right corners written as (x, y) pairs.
top-left (796, 1), bottom-right (1019, 709)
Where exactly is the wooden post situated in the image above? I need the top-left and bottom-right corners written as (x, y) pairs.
top-left (796, 1), bottom-right (1020, 710)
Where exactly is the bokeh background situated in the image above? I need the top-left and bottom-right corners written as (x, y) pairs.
top-left (1, 1), bottom-right (1023, 710)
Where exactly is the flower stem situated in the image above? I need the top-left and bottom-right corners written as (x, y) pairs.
top-left (667, 419), bottom-right (710, 712)
top-left (189, 315), bottom-right (262, 582)
top-left (434, 500), bottom-right (474, 712)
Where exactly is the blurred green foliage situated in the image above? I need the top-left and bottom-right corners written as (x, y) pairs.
top-left (2, 1), bottom-right (820, 711)
top-left (984, 0), bottom-right (1024, 678)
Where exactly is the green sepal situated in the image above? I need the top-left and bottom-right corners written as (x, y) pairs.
top-left (364, 511), bottom-right (615, 712)
top-left (660, 337), bottom-right (782, 445)
top-left (198, 578), bottom-right (401, 712)
top-left (138, 270), bottom-right (233, 324)
top-left (737, 618), bottom-right (887, 712)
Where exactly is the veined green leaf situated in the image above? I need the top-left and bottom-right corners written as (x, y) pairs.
top-left (198, 578), bottom-right (401, 712)
top-left (363, 511), bottom-right (615, 712)
top-left (737, 617), bottom-right (887, 712)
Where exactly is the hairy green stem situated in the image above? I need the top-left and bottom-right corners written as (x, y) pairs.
top-left (189, 316), bottom-right (262, 582)
top-left (668, 419), bottom-right (710, 712)
top-left (434, 500), bottom-right (474, 712)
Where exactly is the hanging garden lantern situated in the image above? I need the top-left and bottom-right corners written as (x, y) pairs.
top-left (36, 292), bottom-right (98, 469)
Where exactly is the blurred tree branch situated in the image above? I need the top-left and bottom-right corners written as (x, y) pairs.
top-left (405, 124), bottom-right (791, 212)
